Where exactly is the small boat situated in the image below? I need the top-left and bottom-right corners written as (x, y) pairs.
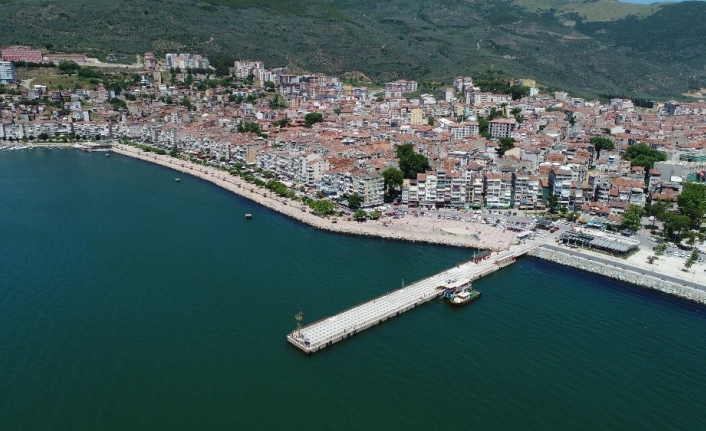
top-left (245, 213), bottom-right (252, 219)
top-left (175, 178), bottom-right (181, 182)
top-left (105, 153), bottom-right (110, 157)
top-left (448, 288), bottom-right (482, 306)
top-left (442, 277), bottom-right (481, 306)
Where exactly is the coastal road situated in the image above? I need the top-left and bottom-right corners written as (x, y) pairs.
top-left (540, 243), bottom-right (706, 292)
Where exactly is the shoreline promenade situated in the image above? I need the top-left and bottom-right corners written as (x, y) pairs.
top-left (74, 144), bottom-right (706, 303)
top-left (110, 144), bottom-right (517, 251)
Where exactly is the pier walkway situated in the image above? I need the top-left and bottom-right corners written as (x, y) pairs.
top-left (288, 241), bottom-right (540, 353)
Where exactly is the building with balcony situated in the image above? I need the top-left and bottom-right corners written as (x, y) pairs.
top-left (489, 118), bottom-right (517, 139)
top-left (512, 171), bottom-right (539, 209)
top-left (0, 61), bottom-right (15, 84)
top-left (484, 173), bottom-right (512, 209)
top-left (350, 169), bottom-right (384, 208)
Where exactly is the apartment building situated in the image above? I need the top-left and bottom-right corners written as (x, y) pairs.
top-left (489, 118), bottom-right (517, 138)
top-left (448, 122), bottom-right (479, 141)
top-left (144, 52), bottom-right (156, 69)
top-left (350, 169), bottom-right (384, 208)
top-left (484, 173), bottom-right (512, 209)
top-left (0, 61), bottom-right (15, 84)
top-left (512, 171), bottom-right (540, 209)
top-left (548, 168), bottom-right (573, 208)
top-left (409, 107), bottom-right (424, 125)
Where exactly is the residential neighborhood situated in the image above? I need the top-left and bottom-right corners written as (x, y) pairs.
top-left (2, 48), bottom-right (706, 221)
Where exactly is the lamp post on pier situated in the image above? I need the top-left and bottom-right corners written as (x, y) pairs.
top-left (295, 311), bottom-right (305, 338)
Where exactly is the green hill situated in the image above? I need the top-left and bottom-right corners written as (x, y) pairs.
top-left (0, 0), bottom-right (704, 99)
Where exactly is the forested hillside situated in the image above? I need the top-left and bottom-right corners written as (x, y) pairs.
top-left (0, 0), bottom-right (704, 99)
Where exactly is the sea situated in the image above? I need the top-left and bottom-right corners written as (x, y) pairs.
top-left (1, 149), bottom-right (705, 430)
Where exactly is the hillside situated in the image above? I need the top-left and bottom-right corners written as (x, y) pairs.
top-left (0, 0), bottom-right (705, 99)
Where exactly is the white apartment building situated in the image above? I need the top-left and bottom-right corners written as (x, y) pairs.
top-left (484, 173), bottom-right (512, 209)
top-left (448, 122), bottom-right (479, 141)
top-left (489, 118), bottom-right (517, 139)
top-left (512, 172), bottom-right (540, 209)
top-left (548, 168), bottom-right (573, 208)
top-left (0, 61), bottom-right (15, 84)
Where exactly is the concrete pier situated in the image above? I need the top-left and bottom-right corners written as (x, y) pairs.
top-left (287, 242), bottom-right (540, 353)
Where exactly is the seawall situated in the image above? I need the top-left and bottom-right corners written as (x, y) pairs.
top-left (529, 246), bottom-right (706, 305)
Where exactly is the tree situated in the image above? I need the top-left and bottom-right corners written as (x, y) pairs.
top-left (38, 132), bottom-right (49, 141)
top-left (497, 137), bottom-right (515, 157)
top-left (273, 117), bottom-right (290, 128)
top-left (57, 60), bottom-right (80, 75)
top-left (396, 142), bottom-right (430, 179)
top-left (645, 201), bottom-right (668, 220)
top-left (477, 115), bottom-right (490, 138)
top-left (510, 85), bottom-right (530, 100)
top-left (353, 209), bottom-right (367, 221)
top-left (308, 199), bottom-right (336, 216)
top-left (590, 136), bottom-right (615, 160)
top-left (237, 121), bottom-right (262, 135)
top-left (268, 94), bottom-right (287, 110)
top-left (547, 194), bottom-right (560, 214)
top-left (266, 180), bottom-right (289, 197)
top-left (653, 243), bottom-right (667, 256)
top-left (427, 116), bottom-right (435, 126)
top-left (348, 192), bottom-right (362, 210)
top-left (304, 112), bottom-right (323, 128)
top-left (677, 182), bottom-right (706, 228)
top-left (662, 212), bottom-right (691, 241)
top-left (685, 249), bottom-right (699, 269)
top-left (263, 80), bottom-right (275, 90)
top-left (382, 167), bottom-right (404, 196)
top-left (181, 96), bottom-right (193, 110)
top-left (510, 106), bottom-right (522, 123)
top-left (623, 143), bottom-right (667, 171)
top-left (621, 205), bottom-right (646, 232)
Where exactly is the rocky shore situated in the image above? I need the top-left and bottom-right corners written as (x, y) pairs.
top-left (529, 246), bottom-right (706, 305)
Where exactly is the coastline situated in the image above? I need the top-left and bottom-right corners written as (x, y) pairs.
top-left (529, 245), bottom-right (706, 305)
top-left (109, 144), bottom-right (517, 251)
top-left (9, 142), bottom-right (702, 304)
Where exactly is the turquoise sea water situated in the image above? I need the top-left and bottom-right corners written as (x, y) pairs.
top-left (1, 149), bottom-right (705, 430)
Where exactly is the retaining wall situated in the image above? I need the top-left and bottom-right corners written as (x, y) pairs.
top-left (529, 246), bottom-right (706, 305)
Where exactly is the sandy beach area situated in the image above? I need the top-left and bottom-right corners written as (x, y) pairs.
top-left (110, 144), bottom-right (517, 251)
